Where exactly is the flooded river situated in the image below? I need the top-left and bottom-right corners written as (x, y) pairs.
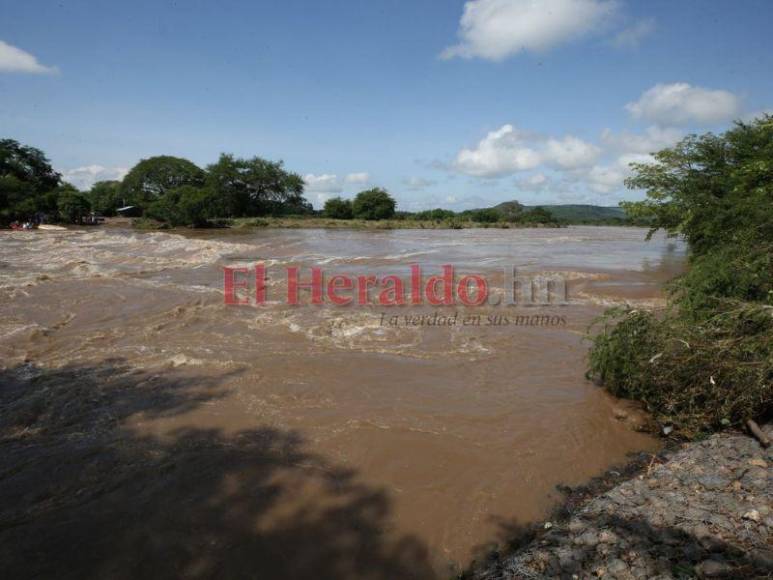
top-left (0, 226), bottom-right (685, 576)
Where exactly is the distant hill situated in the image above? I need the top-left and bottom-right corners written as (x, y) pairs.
top-left (522, 204), bottom-right (626, 222)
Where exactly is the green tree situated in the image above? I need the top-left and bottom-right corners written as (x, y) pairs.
top-left (0, 139), bottom-right (60, 193)
top-left (87, 180), bottom-right (122, 216)
top-left (323, 196), bottom-right (353, 219)
top-left (57, 185), bottom-right (91, 224)
top-left (0, 139), bottom-right (61, 222)
top-left (588, 115), bottom-right (773, 435)
top-left (622, 114), bottom-right (773, 308)
top-left (461, 208), bottom-right (500, 223)
top-left (120, 156), bottom-right (205, 209)
top-left (206, 154), bottom-right (306, 217)
top-left (351, 188), bottom-right (396, 220)
top-left (146, 185), bottom-right (216, 227)
top-left (411, 208), bottom-right (456, 221)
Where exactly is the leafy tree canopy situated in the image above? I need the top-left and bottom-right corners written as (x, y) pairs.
top-left (0, 139), bottom-right (62, 222)
top-left (146, 185), bottom-right (217, 228)
top-left (411, 208), bottom-right (456, 221)
top-left (0, 139), bottom-right (61, 194)
top-left (57, 184), bottom-right (91, 224)
top-left (120, 156), bottom-right (206, 208)
top-left (623, 115), bottom-right (773, 256)
top-left (87, 180), bottom-right (122, 216)
top-left (351, 188), bottom-right (396, 220)
top-left (206, 154), bottom-right (306, 218)
top-left (622, 115), bottom-right (773, 308)
top-left (323, 196), bottom-right (353, 219)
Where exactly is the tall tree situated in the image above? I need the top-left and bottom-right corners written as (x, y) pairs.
top-left (323, 196), bottom-right (354, 219)
top-left (87, 180), bottom-right (122, 216)
top-left (57, 184), bottom-right (91, 224)
top-left (623, 114), bottom-right (773, 308)
top-left (0, 139), bottom-right (61, 222)
top-left (0, 139), bottom-right (61, 193)
top-left (206, 154), bottom-right (306, 217)
top-left (120, 156), bottom-right (205, 208)
top-left (351, 188), bottom-right (396, 220)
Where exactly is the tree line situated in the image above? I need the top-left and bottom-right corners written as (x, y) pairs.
top-left (2, 138), bottom-right (565, 228)
top-left (0, 140), bottom-right (402, 227)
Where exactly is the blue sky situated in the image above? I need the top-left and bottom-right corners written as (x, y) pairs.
top-left (2, 0), bottom-right (772, 210)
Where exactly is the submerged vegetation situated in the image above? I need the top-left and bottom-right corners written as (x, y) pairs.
top-left (588, 115), bottom-right (773, 438)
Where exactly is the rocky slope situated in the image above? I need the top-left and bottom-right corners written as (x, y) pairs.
top-left (475, 425), bottom-right (772, 579)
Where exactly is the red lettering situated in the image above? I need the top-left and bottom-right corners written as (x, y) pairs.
top-left (287, 267), bottom-right (324, 305)
top-left (327, 275), bottom-right (353, 305)
top-left (223, 266), bottom-right (249, 305)
top-left (458, 274), bottom-right (488, 306)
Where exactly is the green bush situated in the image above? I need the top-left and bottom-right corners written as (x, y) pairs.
top-left (146, 185), bottom-right (215, 227)
top-left (589, 116), bottom-right (773, 438)
top-left (57, 186), bottom-right (91, 223)
top-left (461, 208), bottom-right (500, 223)
top-left (323, 196), bottom-right (353, 219)
top-left (589, 304), bottom-right (772, 437)
top-left (411, 208), bottom-right (456, 221)
top-left (352, 188), bottom-right (396, 220)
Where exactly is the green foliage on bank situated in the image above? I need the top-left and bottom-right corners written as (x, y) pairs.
top-left (0, 139), bottom-right (62, 223)
top-left (588, 115), bottom-right (773, 437)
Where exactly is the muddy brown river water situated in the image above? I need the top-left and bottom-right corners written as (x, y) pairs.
top-left (0, 226), bottom-right (686, 576)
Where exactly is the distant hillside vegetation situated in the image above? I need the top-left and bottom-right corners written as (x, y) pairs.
top-left (522, 204), bottom-right (626, 222)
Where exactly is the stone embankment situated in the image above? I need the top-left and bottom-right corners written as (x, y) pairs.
top-left (476, 424), bottom-right (772, 579)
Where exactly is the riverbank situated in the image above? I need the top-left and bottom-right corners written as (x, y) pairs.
top-left (124, 216), bottom-right (566, 230)
top-left (471, 424), bottom-right (772, 579)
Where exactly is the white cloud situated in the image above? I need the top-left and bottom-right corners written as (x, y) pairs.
top-left (453, 124), bottom-right (598, 177)
top-left (601, 125), bottom-right (683, 154)
top-left (312, 193), bottom-right (334, 208)
top-left (344, 172), bottom-right (370, 184)
top-left (515, 172), bottom-right (551, 192)
top-left (625, 83), bottom-right (741, 126)
top-left (441, 0), bottom-right (617, 61)
top-left (584, 165), bottom-right (626, 194)
top-left (544, 136), bottom-right (601, 169)
top-left (454, 124), bottom-right (541, 176)
top-left (611, 18), bottom-right (655, 48)
top-left (303, 173), bottom-right (343, 193)
top-left (0, 40), bottom-right (57, 74)
top-left (403, 176), bottom-right (437, 190)
top-left (61, 165), bottom-right (128, 191)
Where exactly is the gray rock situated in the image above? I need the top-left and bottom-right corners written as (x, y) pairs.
top-left (607, 558), bottom-right (628, 574)
top-left (576, 531), bottom-right (600, 547)
top-left (695, 559), bottom-right (735, 577)
top-left (697, 474), bottom-right (730, 490)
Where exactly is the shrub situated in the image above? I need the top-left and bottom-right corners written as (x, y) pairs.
top-left (57, 186), bottom-right (91, 223)
top-left (146, 185), bottom-right (214, 227)
top-left (352, 188), bottom-right (396, 220)
top-left (588, 304), bottom-right (772, 437)
top-left (323, 196), bottom-right (354, 219)
top-left (589, 116), bottom-right (773, 438)
top-left (411, 208), bottom-right (456, 221)
top-left (462, 208), bottom-right (500, 223)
